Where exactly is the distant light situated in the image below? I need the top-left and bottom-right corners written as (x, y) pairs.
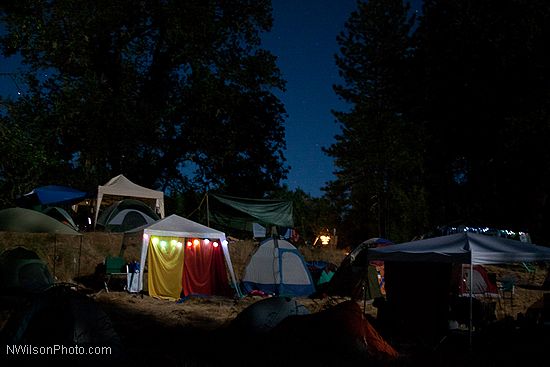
top-left (320, 235), bottom-right (331, 245)
top-left (186, 241), bottom-right (192, 248)
top-left (203, 239), bottom-right (210, 245)
top-left (170, 239), bottom-right (178, 247)
top-left (160, 240), bottom-right (167, 249)
top-left (193, 239), bottom-right (200, 246)
top-left (151, 237), bottom-right (159, 245)
top-left (222, 240), bottom-right (228, 246)
top-left (212, 242), bottom-right (219, 248)
top-left (176, 241), bottom-right (182, 248)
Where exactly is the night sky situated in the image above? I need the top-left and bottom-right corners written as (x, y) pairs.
top-left (262, 0), bottom-right (358, 197)
top-left (0, 1), bottom-right (361, 197)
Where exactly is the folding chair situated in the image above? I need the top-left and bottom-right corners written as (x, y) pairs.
top-left (522, 262), bottom-right (537, 284)
top-left (498, 277), bottom-right (515, 309)
top-left (104, 256), bottom-right (127, 292)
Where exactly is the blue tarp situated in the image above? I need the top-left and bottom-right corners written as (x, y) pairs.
top-left (18, 185), bottom-right (91, 206)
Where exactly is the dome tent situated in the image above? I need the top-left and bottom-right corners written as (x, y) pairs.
top-left (0, 207), bottom-right (80, 235)
top-left (241, 237), bottom-right (315, 297)
top-left (94, 174), bottom-right (165, 228)
top-left (97, 199), bottom-right (160, 232)
top-left (0, 247), bottom-right (53, 293)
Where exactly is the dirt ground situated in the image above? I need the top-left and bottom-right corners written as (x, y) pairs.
top-left (2, 232), bottom-right (550, 366)
top-left (85, 261), bottom-right (550, 366)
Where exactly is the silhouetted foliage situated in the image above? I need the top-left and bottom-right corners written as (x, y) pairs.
top-left (327, 0), bottom-right (550, 245)
top-left (326, 0), bottom-right (427, 244)
top-left (0, 0), bottom-right (288, 205)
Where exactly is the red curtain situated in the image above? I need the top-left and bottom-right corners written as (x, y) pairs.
top-left (182, 240), bottom-right (231, 296)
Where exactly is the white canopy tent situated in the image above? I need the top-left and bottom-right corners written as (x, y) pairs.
top-left (94, 174), bottom-right (165, 228)
top-left (367, 232), bottom-right (550, 346)
top-left (124, 214), bottom-right (240, 298)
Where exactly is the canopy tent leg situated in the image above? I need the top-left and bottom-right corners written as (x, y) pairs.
top-left (469, 262), bottom-right (473, 350)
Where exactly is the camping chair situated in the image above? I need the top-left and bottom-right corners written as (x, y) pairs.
top-left (103, 256), bottom-right (127, 292)
top-left (521, 262), bottom-right (537, 284)
top-left (498, 277), bottom-right (515, 310)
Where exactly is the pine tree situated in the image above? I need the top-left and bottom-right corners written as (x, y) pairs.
top-left (325, 0), bottom-right (427, 243)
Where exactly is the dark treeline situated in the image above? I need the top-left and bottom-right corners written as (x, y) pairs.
top-left (2, 1), bottom-right (550, 248)
top-left (0, 0), bottom-right (288, 203)
top-left (326, 0), bottom-right (550, 246)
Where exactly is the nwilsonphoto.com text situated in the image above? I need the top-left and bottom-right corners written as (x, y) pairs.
top-left (6, 344), bottom-right (112, 356)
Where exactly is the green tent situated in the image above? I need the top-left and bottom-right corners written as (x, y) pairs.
top-left (0, 247), bottom-right (53, 292)
top-left (208, 193), bottom-right (294, 232)
top-left (0, 207), bottom-right (80, 235)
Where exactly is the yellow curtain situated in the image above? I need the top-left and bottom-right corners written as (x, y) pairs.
top-left (147, 236), bottom-right (185, 300)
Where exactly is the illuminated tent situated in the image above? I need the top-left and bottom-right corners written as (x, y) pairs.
top-left (241, 237), bottom-right (315, 297)
top-left (125, 215), bottom-right (240, 300)
top-left (94, 174), bottom-right (165, 228)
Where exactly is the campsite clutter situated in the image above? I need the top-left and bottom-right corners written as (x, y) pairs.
top-left (2, 175), bottom-right (550, 365)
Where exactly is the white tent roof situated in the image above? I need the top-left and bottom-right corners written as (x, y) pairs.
top-left (367, 232), bottom-right (550, 265)
top-left (125, 214), bottom-right (240, 297)
top-left (128, 214), bottom-right (226, 239)
top-left (94, 174), bottom-right (165, 227)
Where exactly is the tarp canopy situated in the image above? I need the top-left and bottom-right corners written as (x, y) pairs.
top-left (94, 174), bottom-right (165, 227)
top-left (125, 214), bottom-right (239, 300)
top-left (0, 207), bottom-right (80, 235)
top-left (17, 185), bottom-right (91, 207)
top-left (367, 232), bottom-right (550, 265)
top-left (208, 193), bottom-right (294, 231)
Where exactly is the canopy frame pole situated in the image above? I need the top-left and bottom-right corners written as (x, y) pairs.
top-left (206, 193), bottom-right (210, 227)
top-left (469, 262), bottom-right (473, 350)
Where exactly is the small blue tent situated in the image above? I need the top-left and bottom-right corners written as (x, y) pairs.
top-left (241, 237), bottom-right (315, 297)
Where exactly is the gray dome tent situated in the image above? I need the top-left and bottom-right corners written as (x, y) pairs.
top-left (97, 199), bottom-right (160, 232)
top-left (0, 247), bottom-right (53, 293)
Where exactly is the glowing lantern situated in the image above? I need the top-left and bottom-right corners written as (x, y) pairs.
top-left (320, 235), bottom-right (331, 245)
